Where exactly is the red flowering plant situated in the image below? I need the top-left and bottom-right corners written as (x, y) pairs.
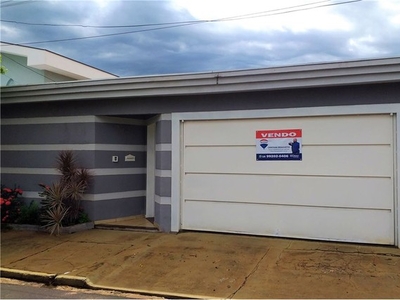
top-left (1, 185), bottom-right (23, 223)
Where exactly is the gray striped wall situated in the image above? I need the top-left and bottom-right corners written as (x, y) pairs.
top-left (154, 115), bottom-right (172, 232)
top-left (0, 116), bottom-right (147, 221)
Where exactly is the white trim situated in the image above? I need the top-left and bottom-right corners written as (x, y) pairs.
top-left (155, 195), bottom-right (171, 205)
top-left (0, 144), bottom-right (147, 151)
top-left (396, 113), bottom-right (400, 247)
top-left (21, 190), bottom-right (146, 201)
top-left (156, 144), bottom-right (172, 151)
top-left (173, 104), bottom-right (400, 121)
top-left (155, 169), bottom-right (172, 177)
top-left (171, 103), bottom-right (400, 245)
top-left (1, 167), bottom-right (146, 176)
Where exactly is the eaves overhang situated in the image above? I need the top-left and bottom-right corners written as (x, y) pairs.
top-left (1, 57), bottom-right (400, 104)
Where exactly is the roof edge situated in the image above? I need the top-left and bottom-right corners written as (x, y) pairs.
top-left (1, 57), bottom-right (400, 104)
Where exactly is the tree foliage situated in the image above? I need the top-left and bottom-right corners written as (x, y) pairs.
top-left (0, 55), bottom-right (7, 74)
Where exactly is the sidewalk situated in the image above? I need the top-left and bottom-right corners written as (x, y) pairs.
top-left (1, 228), bottom-right (400, 298)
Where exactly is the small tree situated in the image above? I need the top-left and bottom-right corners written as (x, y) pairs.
top-left (0, 55), bottom-right (7, 74)
top-left (39, 150), bottom-right (92, 235)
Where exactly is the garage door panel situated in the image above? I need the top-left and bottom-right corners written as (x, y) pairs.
top-left (182, 114), bottom-right (394, 245)
top-left (184, 115), bottom-right (393, 146)
top-left (184, 145), bottom-right (392, 177)
top-left (184, 174), bottom-right (393, 210)
top-left (182, 200), bottom-right (394, 244)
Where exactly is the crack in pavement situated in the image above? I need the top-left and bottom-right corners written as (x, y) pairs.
top-left (6, 241), bottom-right (69, 265)
top-left (227, 248), bottom-right (270, 299)
top-left (70, 240), bottom-right (130, 245)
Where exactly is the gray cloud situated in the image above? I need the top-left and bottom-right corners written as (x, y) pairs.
top-left (1, 0), bottom-right (399, 77)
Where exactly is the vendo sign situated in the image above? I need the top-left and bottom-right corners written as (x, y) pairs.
top-left (256, 129), bottom-right (302, 161)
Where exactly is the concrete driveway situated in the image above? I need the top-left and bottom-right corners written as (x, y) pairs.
top-left (1, 229), bottom-right (399, 298)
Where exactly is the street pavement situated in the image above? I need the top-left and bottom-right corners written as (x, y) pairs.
top-left (1, 282), bottom-right (124, 299)
top-left (1, 228), bottom-right (400, 298)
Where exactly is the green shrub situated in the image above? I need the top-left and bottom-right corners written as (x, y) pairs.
top-left (17, 201), bottom-right (41, 225)
top-left (77, 210), bottom-right (91, 224)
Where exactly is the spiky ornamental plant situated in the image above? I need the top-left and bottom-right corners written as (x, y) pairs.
top-left (39, 150), bottom-right (92, 234)
top-left (40, 182), bottom-right (70, 235)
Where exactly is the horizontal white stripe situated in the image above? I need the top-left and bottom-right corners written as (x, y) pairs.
top-left (20, 191), bottom-right (41, 199)
top-left (1, 168), bottom-right (60, 175)
top-left (83, 190), bottom-right (146, 201)
top-left (1, 144), bottom-right (147, 151)
top-left (93, 168), bottom-right (146, 175)
top-left (155, 195), bottom-right (171, 205)
top-left (21, 190), bottom-right (146, 201)
top-left (1, 116), bottom-right (146, 126)
top-left (156, 144), bottom-right (171, 151)
top-left (155, 169), bottom-right (172, 177)
top-left (95, 116), bottom-right (146, 126)
top-left (1, 116), bottom-right (96, 125)
top-left (1, 167), bottom-right (147, 176)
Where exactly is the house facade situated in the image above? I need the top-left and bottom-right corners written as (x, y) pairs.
top-left (0, 42), bottom-right (117, 86)
top-left (1, 58), bottom-right (400, 247)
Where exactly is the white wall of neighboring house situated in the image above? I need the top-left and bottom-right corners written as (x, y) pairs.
top-left (0, 42), bottom-right (117, 86)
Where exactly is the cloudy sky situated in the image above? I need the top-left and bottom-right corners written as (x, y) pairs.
top-left (1, 0), bottom-right (400, 77)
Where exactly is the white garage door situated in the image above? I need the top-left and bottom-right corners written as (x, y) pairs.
top-left (182, 114), bottom-right (395, 244)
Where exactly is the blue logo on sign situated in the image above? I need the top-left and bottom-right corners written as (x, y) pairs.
top-left (260, 139), bottom-right (268, 149)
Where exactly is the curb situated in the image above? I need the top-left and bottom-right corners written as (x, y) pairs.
top-left (53, 274), bottom-right (90, 289)
top-left (94, 224), bottom-right (159, 232)
top-left (0, 267), bottom-right (215, 299)
top-left (0, 267), bottom-right (56, 285)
